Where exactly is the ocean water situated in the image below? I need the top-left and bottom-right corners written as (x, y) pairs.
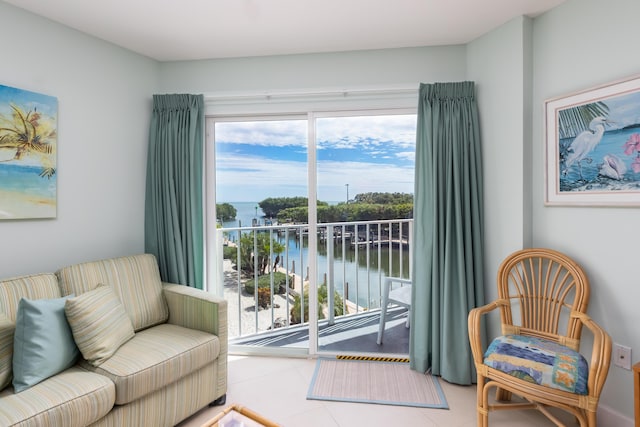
top-left (221, 201), bottom-right (266, 229)
top-left (0, 164), bottom-right (56, 199)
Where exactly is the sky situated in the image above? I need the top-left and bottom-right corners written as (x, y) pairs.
top-left (214, 114), bottom-right (416, 202)
top-left (600, 91), bottom-right (640, 129)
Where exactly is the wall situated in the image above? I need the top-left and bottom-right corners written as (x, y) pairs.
top-left (158, 46), bottom-right (466, 97)
top-left (532, 0), bottom-right (639, 422)
top-left (466, 17), bottom-right (533, 322)
top-left (0, 2), bottom-right (158, 277)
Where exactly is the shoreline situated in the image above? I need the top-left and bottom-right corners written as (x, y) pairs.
top-left (0, 188), bottom-right (56, 219)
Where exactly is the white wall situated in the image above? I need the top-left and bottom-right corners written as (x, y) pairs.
top-left (532, 0), bottom-right (640, 421)
top-left (466, 16), bottom-right (533, 324)
top-left (0, 2), bottom-right (158, 277)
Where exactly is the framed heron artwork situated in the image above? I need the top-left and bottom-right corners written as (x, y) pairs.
top-left (0, 84), bottom-right (57, 219)
top-left (545, 75), bottom-right (640, 206)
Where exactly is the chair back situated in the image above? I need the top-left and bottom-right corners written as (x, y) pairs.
top-left (497, 248), bottom-right (589, 351)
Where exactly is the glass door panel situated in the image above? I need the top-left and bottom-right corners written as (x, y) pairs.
top-left (214, 118), bottom-right (310, 354)
top-left (315, 113), bottom-right (416, 355)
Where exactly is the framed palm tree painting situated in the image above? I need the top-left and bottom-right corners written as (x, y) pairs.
top-left (545, 75), bottom-right (640, 206)
top-left (0, 84), bottom-right (57, 219)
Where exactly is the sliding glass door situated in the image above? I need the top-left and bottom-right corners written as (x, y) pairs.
top-left (207, 109), bottom-right (415, 356)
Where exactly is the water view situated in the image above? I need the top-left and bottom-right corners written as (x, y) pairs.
top-left (220, 201), bottom-right (411, 310)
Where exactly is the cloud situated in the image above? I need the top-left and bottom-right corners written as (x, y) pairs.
top-left (214, 113), bottom-right (416, 201)
top-left (215, 120), bottom-right (307, 147)
top-left (317, 115), bottom-right (415, 147)
top-left (217, 153), bottom-right (413, 202)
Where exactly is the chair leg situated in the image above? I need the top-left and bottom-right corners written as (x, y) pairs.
top-left (495, 387), bottom-right (512, 402)
top-left (377, 279), bottom-right (391, 345)
top-left (479, 376), bottom-right (490, 427)
top-left (377, 304), bottom-right (387, 344)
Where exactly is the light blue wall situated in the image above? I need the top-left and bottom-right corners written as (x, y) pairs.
top-left (0, 2), bottom-right (158, 277)
top-left (466, 16), bottom-right (533, 322)
top-left (158, 46), bottom-right (466, 95)
top-left (531, 0), bottom-right (640, 421)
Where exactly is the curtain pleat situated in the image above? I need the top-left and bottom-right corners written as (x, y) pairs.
top-left (145, 94), bottom-right (204, 289)
top-left (410, 82), bottom-right (485, 384)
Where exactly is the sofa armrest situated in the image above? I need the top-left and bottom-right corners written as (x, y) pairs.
top-left (162, 283), bottom-right (227, 337)
top-left (162, 283), bottom-right (228, 400)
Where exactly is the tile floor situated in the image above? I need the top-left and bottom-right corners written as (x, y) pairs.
top-left (177, 355), bottom-right (572, 427)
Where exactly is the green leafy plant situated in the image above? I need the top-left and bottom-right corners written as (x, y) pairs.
top-left (244, 271), bottom-right (293, 295)
top-left (290, 283), bottom-right (344, 324)
top-left (238, 232), bottom-right (285, 276)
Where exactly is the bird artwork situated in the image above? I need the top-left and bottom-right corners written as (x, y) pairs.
top-left (561, 116), bottom-right (611, 180)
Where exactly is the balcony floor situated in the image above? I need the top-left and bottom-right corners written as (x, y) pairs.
top-left (230, 306), bottom-right (410, 355)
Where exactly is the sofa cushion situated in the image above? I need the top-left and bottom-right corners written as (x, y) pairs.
top-left (56, 254), bottom-right (169, 331)
top-left (0, 315), bottom-right (14, 390)
top-left (83, 323), bottom-right (219, 405)
top-left (13, 296), bottom-right (79, 392)
top-left (65, 285), bottom-right (135, 367)
top-left (0, 366), bottom-right (115, 427)
top-left (0, 274), bottom-right (61, 321)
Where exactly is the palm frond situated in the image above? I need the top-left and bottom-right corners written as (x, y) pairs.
top-left (558, 102), bottom-right (609, 139)
top-left (39, 167), bottom-right (56, 179)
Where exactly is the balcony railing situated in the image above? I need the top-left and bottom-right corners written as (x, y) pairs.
top-left (216, 219), bottom-right (413, 342)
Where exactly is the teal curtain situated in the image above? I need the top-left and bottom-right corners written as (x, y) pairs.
top-left (410, 82), bottom-right (485, 384)
top-left (145, 94), bottom-right (204, 289)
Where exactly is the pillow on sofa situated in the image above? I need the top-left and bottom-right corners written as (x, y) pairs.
top-left (12, 295), bottom-right (79, 393)
top-left (0, 314), bottom-right (15, 390)
top-left (65, 284), bottom-right (135, 367)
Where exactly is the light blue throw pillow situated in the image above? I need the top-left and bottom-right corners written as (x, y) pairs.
top-left (12, 295), bottom-right (79, 393)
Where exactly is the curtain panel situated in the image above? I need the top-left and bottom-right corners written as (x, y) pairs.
top-left (145, 94), bottom-right (204, 289)
top-left (410, 82), bottom-right (485, 384)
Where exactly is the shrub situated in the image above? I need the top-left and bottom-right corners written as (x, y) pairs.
top-left (290, 284), bottom-right (344, 324)
top-left (223, 245), bottom-right (237, 260)
top-left (244, 271), bottom-right (293, 295)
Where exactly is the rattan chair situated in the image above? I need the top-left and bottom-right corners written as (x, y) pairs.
top-left (468, 248), bottom-right (611, 427)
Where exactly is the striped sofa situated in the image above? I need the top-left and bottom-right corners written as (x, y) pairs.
top-left (0, 254), bottom-right (227, 427)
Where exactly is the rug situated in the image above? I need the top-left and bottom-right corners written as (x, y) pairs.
top-left (306, 357), bottom-right (448, 409)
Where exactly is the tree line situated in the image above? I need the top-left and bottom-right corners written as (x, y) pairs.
top-left (266, 193), bottom-right (413, 223)
top-left (216, 192), bottom-right (413, 223)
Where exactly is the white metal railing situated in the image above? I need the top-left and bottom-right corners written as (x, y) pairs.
top-left (217, 219), bottom-right (412, 340)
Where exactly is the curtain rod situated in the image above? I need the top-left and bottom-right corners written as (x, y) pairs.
top-left (204, 86), bottom-right (418, 102)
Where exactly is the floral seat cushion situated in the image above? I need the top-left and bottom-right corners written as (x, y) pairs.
top-left (483, 334), bottom-right (588, 395)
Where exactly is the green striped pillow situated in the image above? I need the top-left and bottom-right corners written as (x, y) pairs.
top-left (65, 285), bottom-right (135, 367)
